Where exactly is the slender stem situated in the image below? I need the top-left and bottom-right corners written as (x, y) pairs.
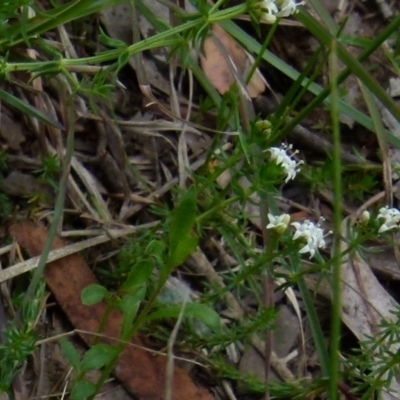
top-left (328, 39), bottom-right (342, 400)
top-left (23, 103), bottom-right (75, 302)
top-left (5, 4), bottom-right (247, 74)
top-left (260, 216), bottom-right (277, 400)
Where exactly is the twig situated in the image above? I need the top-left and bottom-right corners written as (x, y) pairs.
top-left (3, 222), bottom-right (159, 284)
top-left (165, 297), bottom-right (188, 400)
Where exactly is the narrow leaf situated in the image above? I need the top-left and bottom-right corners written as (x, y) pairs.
top-left (0, 90), bottom-right (64, 130)
top-left (167, 236), bottom-right (199, 270)
top-left (121, 259), bottom-right (154, 292)
top-left (60, 338), bottom-right (81, 372)
top-left (168, 186), bottom-right (197, 251)
top-left (148, 303), bottom-right (221, 334)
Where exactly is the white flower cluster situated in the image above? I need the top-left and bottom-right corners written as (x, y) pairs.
top-left (259, 0), bottom-right (304, 23)
top-left (268, 144), bottom-right (303, 183)
top-left (377, 206), bottom-right (400, 233)
top-left (267, 214), bottom-right (327, 259)
top-left (291, 219), bottom-right (326, 259)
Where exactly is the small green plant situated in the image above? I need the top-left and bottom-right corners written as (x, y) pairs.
top-left (0, 282), bottom-right (45, 392)
top-left (34, 155), bottom-right (62, 190)
top-left (61, 187), bottom-right (221, 399)
top-left (0, 0), bottom-right (399, 398)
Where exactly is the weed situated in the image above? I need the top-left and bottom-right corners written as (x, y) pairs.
top-left (34, 155), bottom-right (62, 190)
top-left (0, 0), bottom-right (399, 399)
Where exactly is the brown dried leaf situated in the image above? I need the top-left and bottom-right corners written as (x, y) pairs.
top-left (200, 24), bottom-right (265, 97)
top-left (10, 222), bottom-right (214, 400)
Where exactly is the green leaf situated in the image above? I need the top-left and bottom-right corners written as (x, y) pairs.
top-left (121, 259), bottom-right (154, 292)
top-left (70, 380), bottom-right (96, 400)
top-left (81, 284), bottom-right (108, 306)
top-left (166, 236), bottom-right (199, 270)
top-left (80, 344), bottom-right (119, 372)
top-left (359, 81), bottom-right (389, 156)
top-left (99, 27), bottom-right (127, 49)
top-left (148, 303), bottom-right (221, 334)
top-left (166, 186), bottom-right (198, 271)
top-left (60, 338), bottom-right (81, 372)
top-left (144, 239), bottom-right (166, 265)
top-left (117, 49), bottom-right (130, 69)
top-left (169, 186), bottom-right (197, 250)
top-left (296, 10), bottom-right (400, 122)
top-left (117, 291), bottom-right (145, 340)
top-left (219, 18), bottom-right (400, 142)
top-left (0, 90), bottom-right (64, 130)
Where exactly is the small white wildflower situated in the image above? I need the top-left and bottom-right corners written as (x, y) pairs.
top-left (259, 0), bottom-right (279, 23)
top-left (291, 219), bottom-right (326, 259)
top-left (268, 143), bottom-right (303, 183)
top-left (259, 0), bottom-right (304, 23)
top-left (266, 213), bottom-right (291, 234)
top-left (377, 206), bottom-right (400, 233)
top-left (276, 0), bottom-right (304, 17)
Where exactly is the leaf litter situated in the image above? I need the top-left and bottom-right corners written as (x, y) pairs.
top-left (0, 0), bottom-right (400, 399)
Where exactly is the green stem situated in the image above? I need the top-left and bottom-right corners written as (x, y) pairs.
top-left (328, 39), bottom-right (342, 400)
top-left (5, 5), bottom-right (247, 74)
top-left (23, 103), bottom-right (75, 303)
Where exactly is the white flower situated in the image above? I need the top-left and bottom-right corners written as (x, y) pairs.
top-left (276, 0), bottom-right (304, 17)
top-left (259, 0), bottom-right (279, 23)
top-left (259, 0), bottom-right (304, 23)
top-left (268, 143), bottom-right (302, 183)
top-left (266, 213), bottom-right (290, 233)
top-left (291, 219), bottom-right (326, 259)
top-left (377, 206), bottom-right (400, 233)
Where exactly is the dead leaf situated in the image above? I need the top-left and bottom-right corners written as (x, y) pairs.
top-left (200, 24), bottom-right (265, 97)
top-left (10, 222), bottom-right (214, 400)
top-left (340, 219), bottom-right (400, 400)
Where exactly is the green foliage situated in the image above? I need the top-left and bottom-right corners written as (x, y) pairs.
top-left (60, 338), bottom-right (81, 372)
top-left (148, 303), bottom-right (222, 334)
top-left (0, 327), bottom-right (36, 391)
top-left (1, 0), bottom-right (398, 398)
top-left (70, 380), bottom-right (97, 400)
top-left (80, 344), bottom-right (119, 372)
top-left (342, 307), bottom-right (400, 398)
top-left (0, 90), bottom-right (63, 129)
top-left (303, 159), bottom-right (380, 204)
top-left (34, 154), bottom-right (62, 189)
top-left (61, 338), bottom-right (120, 400)
top-left (0, 0), bottom-right (32, 42)
top-left (343, 171), bottom-right (378, 203)
top-left (67, 188), bottom-right (202, 398)
top-left (0, 283), bottom-right (45, 392)
top-left (81, 284), bottom-right (109, 306)
top-left (165, 186), bottom-right (199, 270)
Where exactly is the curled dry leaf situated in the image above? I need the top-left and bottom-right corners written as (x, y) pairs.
top-left (200, 24), bottom-right (266, 97)
top-left (10, 222), bottom-right (215, 400)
